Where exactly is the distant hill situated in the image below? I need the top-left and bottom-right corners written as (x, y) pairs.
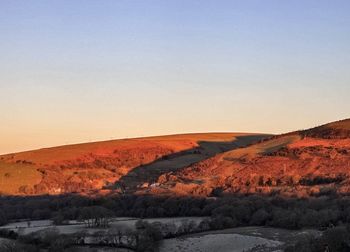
top-left (1, 118), bottom-right (349, 198)
top-left (153, 119), bottom-right (350, 197)
top-left (0, 133), bottom-right (266, 195)
top-left (300, 119), bottom-right (350, 139)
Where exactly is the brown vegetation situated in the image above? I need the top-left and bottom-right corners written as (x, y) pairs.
top-left (0, 133), bottom-right (263, 195)
top-left (152, 119), bottom-right (350, 197)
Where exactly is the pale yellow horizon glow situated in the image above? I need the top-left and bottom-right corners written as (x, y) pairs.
top-left (1, 102), bottom-right (348, 155)
top-left (1, 1), bottom-right (350, 154)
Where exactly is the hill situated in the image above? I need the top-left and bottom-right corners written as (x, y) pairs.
top-left (301, 118), bottom-right (350, 139)
top-left (1, 118), bottom-right (349, 197)
top-left (152, 119), bottom-right (350, 197)
top-left (0, 133), bottom-right (267, 195)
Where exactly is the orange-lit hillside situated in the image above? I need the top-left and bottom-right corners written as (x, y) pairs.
top-left (153, 119), bottom-right (350, 197)
top-left (0, 133), bottom-right (264, 195)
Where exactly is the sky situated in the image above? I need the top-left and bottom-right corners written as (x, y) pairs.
top-left (0, 0), bottom-right (350, 154)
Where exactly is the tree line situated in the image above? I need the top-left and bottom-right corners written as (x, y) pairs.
top-left (1, 193), bottom-right (350, 230)
top-left (2, 193), bottom-right (350, 251)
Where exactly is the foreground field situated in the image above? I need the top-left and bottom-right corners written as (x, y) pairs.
top-left (159, 226), bottom-right (322, 252)
top-left (0, 217), bottom-right (205, 235)
top-left (0, 193), bottom-right (349, 251)
top-left (159, 233), bottom-right (282, 252)
top-left (0, 218), bottom-right (321, 252)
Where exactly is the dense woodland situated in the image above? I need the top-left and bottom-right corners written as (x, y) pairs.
top-left (1, 193), bottom-right (350, 251)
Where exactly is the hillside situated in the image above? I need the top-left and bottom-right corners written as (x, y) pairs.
top-left (0, 133), bottom-right (267, 195)
top-left (301, 118), bottom-right (350, 139)
top-left (152, 119), bottom-right (350, 197)
top-left (1, 119), bottom-right (349, 197)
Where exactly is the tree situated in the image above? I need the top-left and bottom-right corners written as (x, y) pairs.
top-left (52, 212), bottom-right (66, 225)
top-left (322, 227), bottom-right (350, 252)
top-left (0, 209), bottom-right (7, 226)
top-left (78, 206), bottom-right (113, 228)
top-left (106, 227), bottom-right (123, 247)
top-left (250, 209), bottom-right (269, 226)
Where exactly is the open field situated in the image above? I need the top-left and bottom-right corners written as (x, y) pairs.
top-left (220, 135), bottom-right (301, 160)
top-left (159, 226), bottom-right (321, 252)
top-left (0, 218), bottom-right (321, 252)
top-left (0, 161), bottom-right (41, 195)
top-left (159, 233), bottom-right (282, 252)
top-left (0, 217), bottom-right (206, 235)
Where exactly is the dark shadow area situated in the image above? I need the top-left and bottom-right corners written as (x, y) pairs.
top-left (113, 134), bottom-right (270, 193)
top-left (1, 193), bottom-right (350, 252)
top-left (1, 192), bottom-right (350, 225)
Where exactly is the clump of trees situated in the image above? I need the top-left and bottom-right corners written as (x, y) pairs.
top-left (0, 227), bottom-right (75, 252)
top-left (286, 226), bottom-right (350, 252)
top-left (2, 196), bottom-right (350, 252)
top-left (78, 206), bottom-right (113, 228)
top-left (90, 219), bottom-right (207, 251)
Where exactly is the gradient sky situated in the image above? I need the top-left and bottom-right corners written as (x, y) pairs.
top-left (0, 0), bottom-right (350, 154)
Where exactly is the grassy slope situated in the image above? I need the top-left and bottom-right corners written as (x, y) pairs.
top-left (0, 162), bottom-right (42, 194)
top-left (0, 133), bottom-right (245, 165)
top-left (222, 118), bottom-right (350, 161)
top-left (153, 118), bottom-right (350, 196)
top-left (322, 118), bottom-right (350, 130)
top-left (220, 135), bottom-right (301, 161)
top-left (0, 133), bottom-right (260, 195)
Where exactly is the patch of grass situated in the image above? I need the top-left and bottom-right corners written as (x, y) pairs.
top-left (223, 135), bottom-right (300, 160)
top-left (0, 162), bottom-right (41, 195)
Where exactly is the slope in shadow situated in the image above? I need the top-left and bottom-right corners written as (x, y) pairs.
top-left (113, 134), bottom-right (270, 193)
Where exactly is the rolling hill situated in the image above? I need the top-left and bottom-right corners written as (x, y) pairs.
top-left (151, 119), bottom-right (350, 197)
top-left (1, 119), bottom-right (349, 197)
top-left (0, 133), bottom-right (266, 195)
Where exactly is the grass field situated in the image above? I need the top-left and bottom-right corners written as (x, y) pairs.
top-left (0, 133), bottom-right (245, 165)
top-left (0, 161), bottom-right (41, 195)
top-left (221, 135), bottom-right (301, 160)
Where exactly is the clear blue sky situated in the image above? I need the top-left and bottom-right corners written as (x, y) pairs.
top-left (0, 0), bottom-right (349, 153)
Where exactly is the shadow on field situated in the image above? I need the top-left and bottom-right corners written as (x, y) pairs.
top-left (114, 134), bottom-right (270, 193)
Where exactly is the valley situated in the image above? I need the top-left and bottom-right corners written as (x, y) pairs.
top-left (0, 119), bottom-right (350, 251)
